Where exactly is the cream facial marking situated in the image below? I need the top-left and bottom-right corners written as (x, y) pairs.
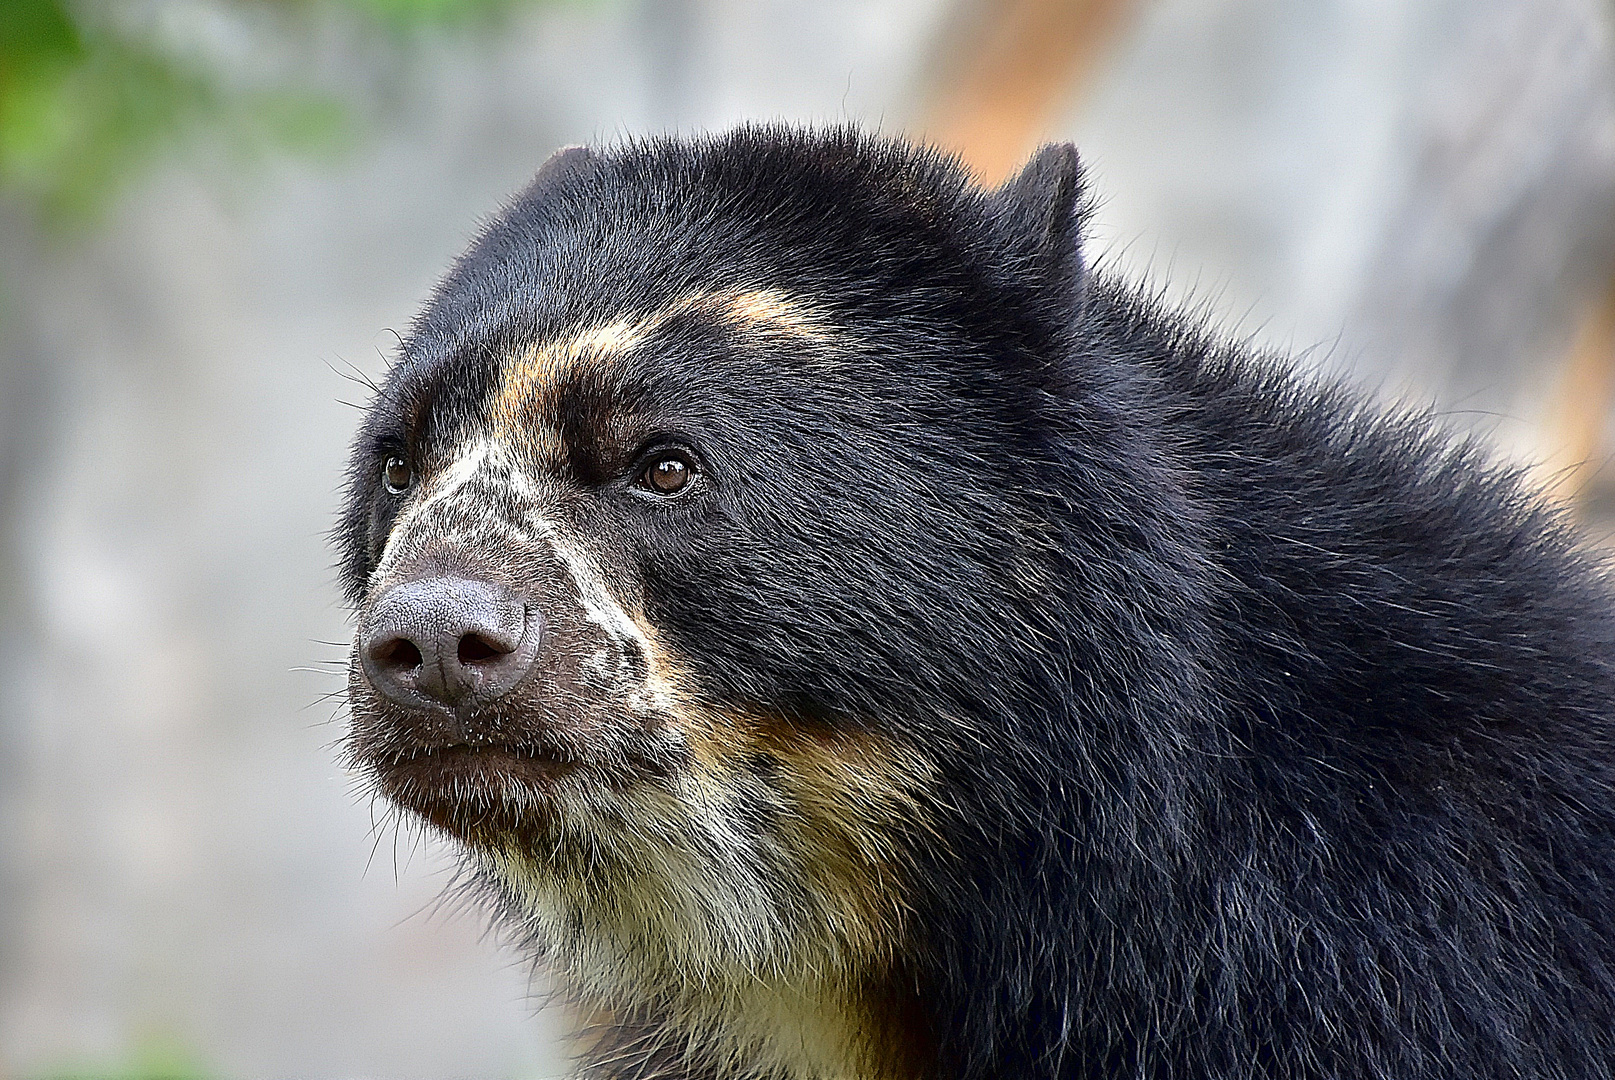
top-left (475, 713), bottom-right (936, 1080)
top-left (372, 436), bottom-right (504, 575)
top-left (366, 427), bottom-right (685, 723)
top-left (488, 288), bottom-right (832, 442)
top-left (489, 318), bottom-right (645, 443)
top-left (484, 711), bottom-right (934, 975)
top-left (513, 507), bottom-right (685, 716)
top-left (721, 288), bottom-right (833, 342)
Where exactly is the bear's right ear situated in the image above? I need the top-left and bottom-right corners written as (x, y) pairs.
top-left (989, 143), bottom-right (1090, 304)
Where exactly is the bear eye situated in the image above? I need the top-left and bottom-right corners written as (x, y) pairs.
top-left (641, 454), bottom-right (691, 495)
top-left (382, 455), bottom-right (412, 494)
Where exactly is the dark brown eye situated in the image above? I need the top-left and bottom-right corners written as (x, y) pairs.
top-left (643, 455), bottom-right (691, 495)
top-left (382, 455), bottom-right (412, 494)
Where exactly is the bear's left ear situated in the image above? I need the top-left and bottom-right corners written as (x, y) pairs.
top-left (989, 143), bottom-right (1090, 304)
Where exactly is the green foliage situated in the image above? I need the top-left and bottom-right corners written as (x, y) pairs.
top-left (0, 0), bottom-right (550, 223)
top-left (29, 1034), bottom-right (217, 1080)
top-left (344, 0), bottom-right (531, 31)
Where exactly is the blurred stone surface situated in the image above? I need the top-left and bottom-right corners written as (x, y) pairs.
top-left (1066, 0), bottom-right (1615, 458)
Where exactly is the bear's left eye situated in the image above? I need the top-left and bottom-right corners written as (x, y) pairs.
top-left (382, 455), bottom-right (412, 494)
top-left (641, 454), bottom-right (692, 495)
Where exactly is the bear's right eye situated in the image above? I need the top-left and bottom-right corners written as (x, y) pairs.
top-left (382, 455), bottom-right (412, 494)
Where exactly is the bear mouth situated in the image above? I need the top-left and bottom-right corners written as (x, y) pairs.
top-left (382, 743), bottom-right (577, 784)
top-left (370, 744), bottom-right (581, 837)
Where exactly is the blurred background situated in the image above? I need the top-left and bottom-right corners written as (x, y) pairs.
top-left (2, 0), bottom-right (1614, 1076)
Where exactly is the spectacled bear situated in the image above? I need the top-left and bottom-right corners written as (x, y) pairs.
top-left (337, 126), bottom-right (1615, 1080)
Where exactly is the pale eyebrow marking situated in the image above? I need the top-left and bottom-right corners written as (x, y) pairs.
top-left (721, 289), bottom-right (832, 341)
top-left (487, 289), bottom-right (832, 437)
top-left (489, 317), bottom-right (648, 438)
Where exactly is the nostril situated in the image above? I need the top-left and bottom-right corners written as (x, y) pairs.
top-left (374, 637), bottom-right (424, 672)
top-left (457, 632), bottom-right (509, 666)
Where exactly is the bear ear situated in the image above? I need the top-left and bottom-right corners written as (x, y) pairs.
top-left (530, 144), bottom-right (595, 192)
top-left (989, 142), bottom-right (1090, 302)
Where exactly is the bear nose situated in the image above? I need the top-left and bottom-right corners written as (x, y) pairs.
top-left (360, 575), bottom-right (542, 713)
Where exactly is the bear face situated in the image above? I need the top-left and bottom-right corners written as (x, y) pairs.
top-left (338, 131), bottom-right (1137, 1077)
top-left (339, 128), bottom-right (1615, 1080)
top-left (343, 284), bottom-right (946, 966)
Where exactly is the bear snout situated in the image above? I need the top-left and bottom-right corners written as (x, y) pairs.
top-left (359, 573), bottom-right (544, 718)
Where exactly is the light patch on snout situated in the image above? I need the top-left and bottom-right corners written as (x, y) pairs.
top-left (367, 425), bottom-right (686, 729)
top-left (373, 436), bottom-right (496, 576)
top-left (371, 436), bottom-right (539, 579)
top-left (518, 508), bottom-right (685, 718)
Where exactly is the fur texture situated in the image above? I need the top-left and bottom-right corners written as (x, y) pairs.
top-left (338, 126), bottom-right (1615, 1079)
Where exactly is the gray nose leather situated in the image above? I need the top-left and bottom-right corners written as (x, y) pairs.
top-left (360, 575), bottom-right (542, 714)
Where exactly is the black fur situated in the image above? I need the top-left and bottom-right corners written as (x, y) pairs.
top-left (339, 126), bottom-right (1615, 1079)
